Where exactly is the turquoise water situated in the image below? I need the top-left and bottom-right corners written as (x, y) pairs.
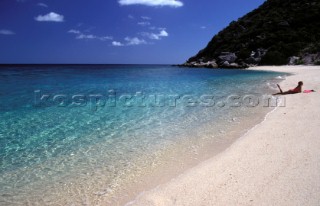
top-left (0, 65), bottom-right (285, 205)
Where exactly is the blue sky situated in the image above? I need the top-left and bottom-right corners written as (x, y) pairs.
top-left (0, 0), bottom-right (265, 64)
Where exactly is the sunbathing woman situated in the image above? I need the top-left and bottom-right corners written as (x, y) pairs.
top-left (273, 81), bottom-right (303, 95)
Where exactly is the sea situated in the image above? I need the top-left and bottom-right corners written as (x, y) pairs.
top-left (0, 65), bottom-right (287, 205)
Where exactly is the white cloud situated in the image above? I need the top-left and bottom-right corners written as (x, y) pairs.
top-left (35, 12), bottom-right (64, 22)
top-left (128, 15), bottom-right (135, 19)
top-left (112, 31), bottom-right (168, 46)
top-left (111, 27), bottom-right (168, 47)
top-left (68, 29), bottom-right (81, 34)
top-left (68, 29), bottom-right (112, 41)
top-left (100, 36), bottom-right (113, 41)
top-left (77, 34), bottom-right (112, 41)
top-left (112, 41), bottom-right (124, 46)
top-left (76, 34), bottom-right (96, 39)
top-left (138, 21), bottom-right (151, 26)
top-left (37, 3), bottom-right (48, 7)
top-left (149, 26), bottom-right (166, 31)
top-left (159, 30), bottom-right (168, 37)
top-left (111, 38), bottom-right (146, 47)
top-left (141, 16), bottom-right (151, 20)
top-left (118, 0), bottom-right (183, 7)
top-left (125, 37), bottom-right (147, 45)
top-left (141, 29), bottom-right (168, 40)
top-left (0, 29), bottom-right (15, 35)
top-left (200, 26), bottom-right (207, 29)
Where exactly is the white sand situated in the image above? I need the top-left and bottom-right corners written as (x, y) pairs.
top-left (127, 66), bottom-right (320, 206)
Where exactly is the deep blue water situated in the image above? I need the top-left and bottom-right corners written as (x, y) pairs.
top-left (0, 65), bottom-right (285, 205)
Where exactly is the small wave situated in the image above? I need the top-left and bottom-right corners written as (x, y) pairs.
top-left (275, 75), bottom-right (286, 80)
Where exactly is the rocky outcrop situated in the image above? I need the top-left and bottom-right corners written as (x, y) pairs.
top-left (180, 60), bottom-right (218, 68)
top-left (177, 58), bottom-right (249, 69)
top-left (244, 48), bottom-right (268, 64)
top-left (288, 53), bottom-right (320, 65)
top-left (278, 20), bottom-right (290, 27)
top-left (288, 56), bottom-right (300, 65)
top-left (179, 49), bottom-right (260, 69)
top-left (179, 51), bottom-right (320, 68)
top-left (301, 53), bottom-right (320, 65)
top-left (218, 52), bottom-right (237, 63)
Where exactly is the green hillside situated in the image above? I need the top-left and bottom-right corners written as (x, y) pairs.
top-left (184, 0), bottom-right (320, 68)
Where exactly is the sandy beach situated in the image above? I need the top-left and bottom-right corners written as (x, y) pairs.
top-left (127, 66), bottom-right (320, 206)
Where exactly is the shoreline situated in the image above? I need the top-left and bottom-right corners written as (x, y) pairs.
top-left (106, 97), bottom-right (278, 206)
top-left (100, 68), bottom-right (285, 206)
top-left (124, 105), bottom-right (280, 206)
top-left (126, 65), bottom-right (320, 206)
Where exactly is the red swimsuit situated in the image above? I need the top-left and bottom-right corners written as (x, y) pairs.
top-left (290, 87), bottom-right (300, 93)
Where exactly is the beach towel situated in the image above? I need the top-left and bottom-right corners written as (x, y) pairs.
top-left (303, 90), bottom-right (315, 93)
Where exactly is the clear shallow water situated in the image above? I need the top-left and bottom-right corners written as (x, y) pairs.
top-left (0, 65), bottom-right (286, 205)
